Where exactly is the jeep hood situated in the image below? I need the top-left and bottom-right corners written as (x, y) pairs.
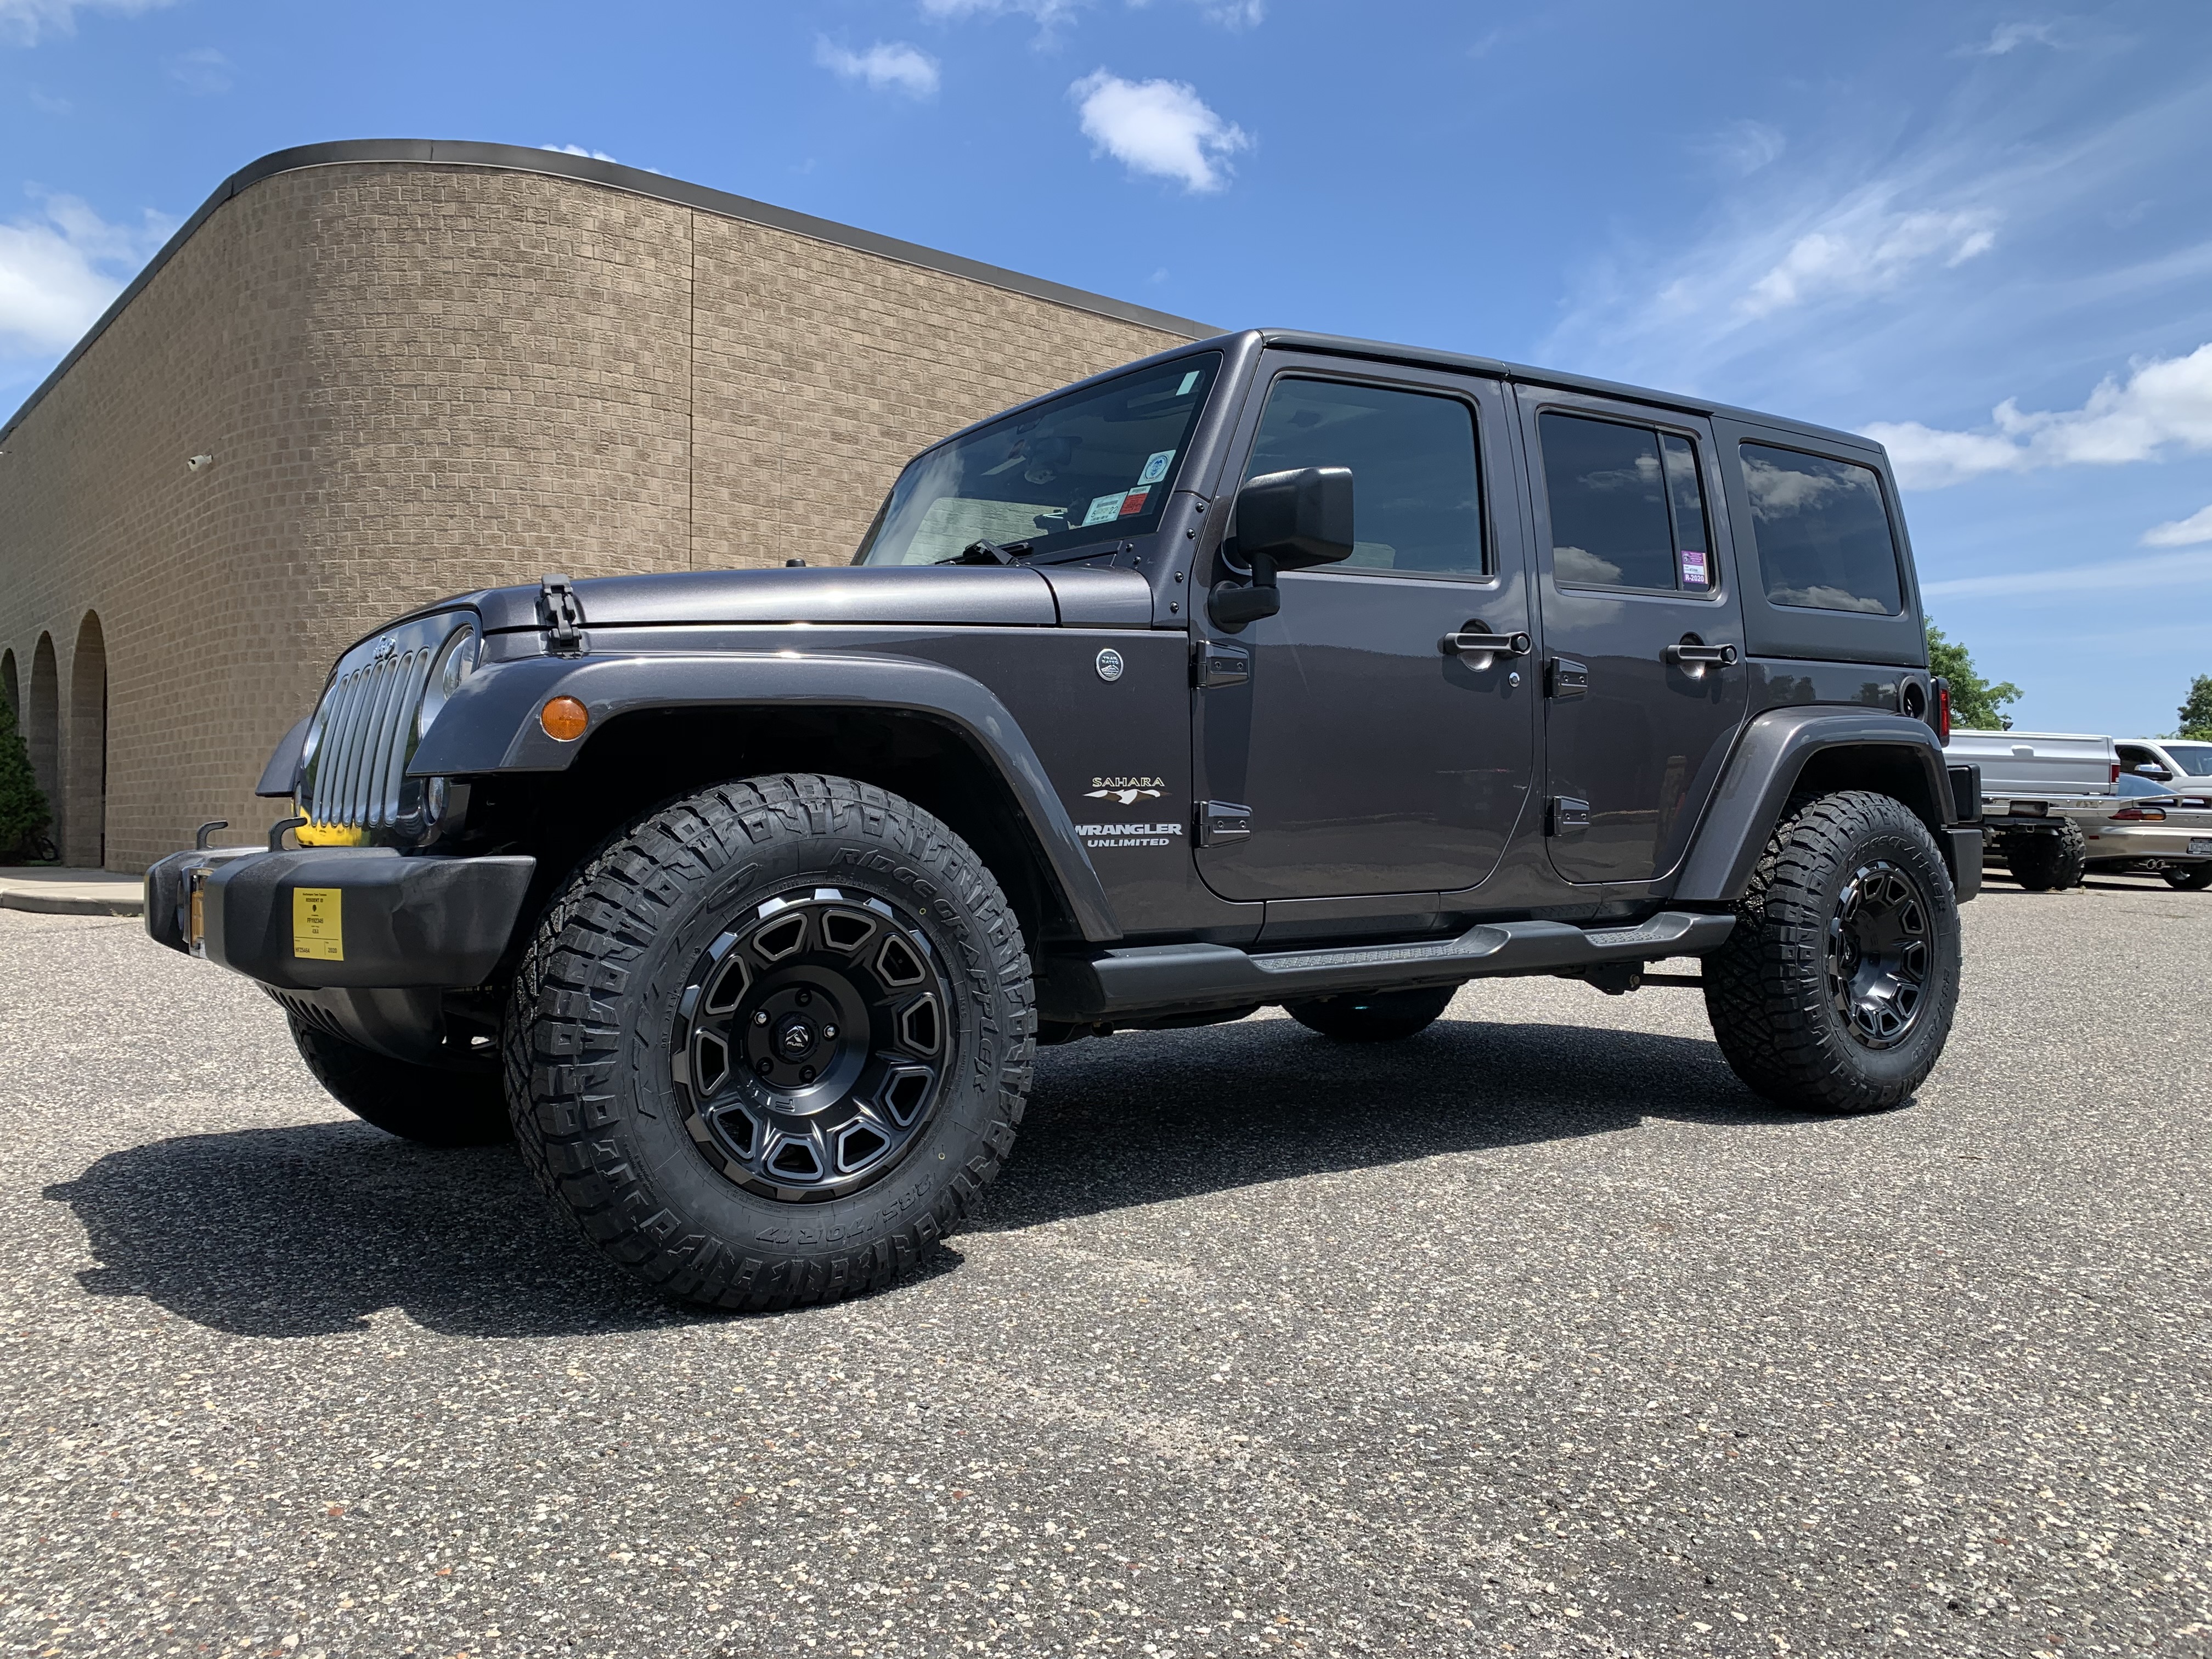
top-left (457, 563), bottom-right (1154, 634)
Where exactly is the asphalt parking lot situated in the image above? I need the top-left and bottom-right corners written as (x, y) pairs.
top-left (2, 873), bottom-right (2208, 1659)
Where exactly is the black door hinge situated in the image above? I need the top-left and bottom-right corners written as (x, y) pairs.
top-left (1549, 797), bottom-right (1590, 834)
top-left (1192, 640), bottom-right (1251, 688)
top-left (1548, 658), bottom-right (1588, 699)
top-left (539, 573), bottom-right (588, 656)
top-left (1198, 801), bottom-right (1252, 846)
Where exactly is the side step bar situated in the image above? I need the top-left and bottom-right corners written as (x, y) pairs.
top-left (1037, 910), bottom-right (1736, 1023)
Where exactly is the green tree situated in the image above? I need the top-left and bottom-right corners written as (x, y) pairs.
top-left (0, 692), bottom-right (51, 857)
top-left (1925, 618), bottom-right (2022, 730)
top-left (2175, 675), bottom-right (2212, 741)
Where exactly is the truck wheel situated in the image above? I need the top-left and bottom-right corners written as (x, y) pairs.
top-left (2165, 865), bottom-right (2212, 891)
top-left (287, 1015), bottom-right (511, 1147)
top-left (1702, 791), bottom-right (1961, 1115)
top-left (1286, 985), bottom-right (1455, 1041)
top-left (2004, 821), bottom-right (2086, 891)
top-left (504, 774), bottom-right (1034, 1312)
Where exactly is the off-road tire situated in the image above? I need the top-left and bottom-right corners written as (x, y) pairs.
top-left (1286, 985), bottom-right (1456, 1042)
top-left (288, 1016), bottom-right (512, 1147)
top-left (1702, 790), bottom-right (1961, 1114)
top-left (2004, 821), bottom-right (2086, 891)
top-left (503, 774), bottom-right (1034, 1312)
top-left (2164, 864), bottom-right (2212, 891)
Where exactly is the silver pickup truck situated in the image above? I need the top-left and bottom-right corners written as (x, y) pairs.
top-left (1945, 729), bottom-right (2118, 890)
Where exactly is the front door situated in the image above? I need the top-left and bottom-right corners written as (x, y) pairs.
top-left (1193, 356), bottom-right (1535, 902)
top-left (1520, 388), bottom-right (1749, 885)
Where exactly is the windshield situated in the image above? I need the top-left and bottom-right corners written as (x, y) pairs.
top-left (855, 353), bottom-right (1221, 565)
top-left (2163, 742), bottom-right (2212, 777)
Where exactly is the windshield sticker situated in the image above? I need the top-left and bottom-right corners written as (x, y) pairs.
top-left (1176, 370), bottom-right (1201, 396)
top-left (1138, 449), bottom-right (1175, 486)
top-left (1116, 487), bottom-right (1152, 518)
top-left (1679, 548), bottom-right (1709, 587)
top-left (1082, 492), bottom-right (1128, 527)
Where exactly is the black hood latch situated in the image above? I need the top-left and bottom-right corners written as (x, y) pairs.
top-left (538, 574), bottom-right (588, 657)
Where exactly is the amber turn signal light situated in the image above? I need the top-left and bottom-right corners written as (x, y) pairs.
top-left (539, 696), bottom-right (589, 742)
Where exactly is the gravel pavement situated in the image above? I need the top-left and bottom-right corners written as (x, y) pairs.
top-left (2, 874), bottom-right (2208, 1658)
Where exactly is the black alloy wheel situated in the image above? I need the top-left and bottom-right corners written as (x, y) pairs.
top-left (1825, 860), bottom-right (1930, 1051)
top-left (673, 888), bottom-right (949, 1201)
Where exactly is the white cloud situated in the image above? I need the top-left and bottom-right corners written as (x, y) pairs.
top-left (543, 143), bottom-right (617, 163)
top-left (0, 0), bottom-right (167, 47)
top-left (1069, 70), bottom-right (1249, 194)
top-left (1957, 21), bottom-right (2061, 57)
top-left (815, 38), bottom-right (940, 98)
top-left (920, 0), bottom-right (1080, 28)
top-left (2143, 504), bottom-right (2212, 548)
top-left (1921, 548), bottom-right (2212, 601)
top-left (1865, 342), bottom-right (2212, 488)
top-left (1741, 205), bottom-right (1996, 317)
top-left (1696, 119), bottom-right (1785, 177)
top-left (166, 46), bottom-right (231, 95)
top-left (0, 191), bottom-right (167, 352)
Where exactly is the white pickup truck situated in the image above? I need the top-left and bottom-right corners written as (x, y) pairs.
top-left (1945, 729), bottom-right (2118, 891)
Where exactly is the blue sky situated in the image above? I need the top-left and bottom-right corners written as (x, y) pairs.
top-left (2, 0), bottom-right (2208, 736)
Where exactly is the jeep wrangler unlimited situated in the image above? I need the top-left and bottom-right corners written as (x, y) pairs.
top-left (147, 330), bottom-right (1980, 1310)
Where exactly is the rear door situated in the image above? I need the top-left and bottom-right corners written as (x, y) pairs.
top-left (1520, 388), bottom-right (1748, 885)
top-left (1192, 353), bottom-right (1535, 901)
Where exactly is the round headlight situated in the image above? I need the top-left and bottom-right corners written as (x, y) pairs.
top-left (416, 623), bottom-right (481, 738)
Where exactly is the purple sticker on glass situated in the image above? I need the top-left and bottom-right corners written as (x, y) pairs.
top-left (1679, 548), bottom-right (1709, 588)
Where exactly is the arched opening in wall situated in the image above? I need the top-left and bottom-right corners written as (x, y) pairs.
top-left (27, 634), bottom-right (59, 855)
top-left (2, 649), bottom-right (16, 717)
top-left (67, 612), bottom-right (109, 868)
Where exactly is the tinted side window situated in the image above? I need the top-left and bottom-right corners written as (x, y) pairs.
top-left (1740, 443), bottom-right (1903, 616)
top-left (1245, 379), bottom-right (1485, 577)
top-left (1538, 412), bottom-right (1714, 592)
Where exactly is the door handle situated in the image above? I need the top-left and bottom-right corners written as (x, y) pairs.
top-left (1662, 638), bottom-right (1738, 680)
top-left (1441, 627), bottom-right (1531, 665)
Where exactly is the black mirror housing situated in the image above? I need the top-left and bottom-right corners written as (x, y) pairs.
top-left (1235, 467), bottom-right (1354, 571)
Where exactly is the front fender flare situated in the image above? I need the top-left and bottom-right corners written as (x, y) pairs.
top-left (408, 650), bottom-right (1122, 943)
top-left (1673, 708), bottom-right (1957, 904)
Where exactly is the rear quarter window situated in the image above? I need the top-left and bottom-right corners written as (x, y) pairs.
top-left (1740, 443), bottom-right (1903, 617)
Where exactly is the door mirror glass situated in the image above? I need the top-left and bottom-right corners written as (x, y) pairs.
top-left (2138, 764), bottom-right (2172, 778)
top-left (1235, 467), bottom-right (1355, 571)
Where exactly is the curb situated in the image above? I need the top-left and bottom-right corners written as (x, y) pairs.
top-left (0, 888), bottom-right (144, 917)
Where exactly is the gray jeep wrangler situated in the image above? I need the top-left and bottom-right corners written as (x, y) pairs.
top-left (148, 330), bottom-right (1981, 1310)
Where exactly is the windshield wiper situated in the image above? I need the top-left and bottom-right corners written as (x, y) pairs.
top-left (936, 539), bottom-right (1034, 566)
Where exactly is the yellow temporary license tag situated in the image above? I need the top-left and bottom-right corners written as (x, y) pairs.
top-left (293, 887), bottom-right (344, 960)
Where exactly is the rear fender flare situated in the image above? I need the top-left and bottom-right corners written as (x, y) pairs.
top-left (407, 650), bottom-right (1122, 943)
top-left (1674, 709), bottom-right (1957, 902)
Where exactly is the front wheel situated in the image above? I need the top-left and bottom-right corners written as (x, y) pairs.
top-left (504, 774), bottom-right (1034, 1312)
top-left (1286, 985), bottom-right (1456, 1042)
top-left (2165, 864), bottom-right (2212, 891)
top-left (1702, 791), bottom-right (1961, 1114)
top-left (288, 1016), bottom-right (511, 1146)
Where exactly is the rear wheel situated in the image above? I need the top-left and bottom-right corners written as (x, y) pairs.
top-left (287, 1017), bottom-right (511, 1146)
top-left (2164, 864), bottom-right (2212, 891)
top-left (1703, 791), bottom-right (1961, 1114)
top-left (504, 774), bottom-right (1034, 1312)
top-left (1286, 985), bottom-right (1456, 1042)
top-left (2004, 821), bottom-right (2086, 891)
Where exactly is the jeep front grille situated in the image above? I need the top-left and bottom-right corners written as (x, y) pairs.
top-left (296, 611), bottom-right (478, 832)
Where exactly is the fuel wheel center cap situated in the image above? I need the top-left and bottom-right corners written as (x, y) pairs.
top-left (669, 888), bottom-right (951, 1202)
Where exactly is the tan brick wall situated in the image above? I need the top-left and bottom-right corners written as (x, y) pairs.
top-left (0, 161), bottom-right (1184, 871)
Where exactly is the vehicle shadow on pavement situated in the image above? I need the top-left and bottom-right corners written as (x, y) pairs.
top-left (44, 1017), bottom-right (1828, 1336)
top-left (979, 1015), bottom-right (1812, 1232)
top-left (43, 1126), bottom-right (702, 1340)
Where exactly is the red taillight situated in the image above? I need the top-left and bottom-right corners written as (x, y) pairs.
top-left (2111, 761), bottom-right (2123, 785)
top-left (1937, 685), bottom-right (1952, 744)
top-left (2110, 805), bottom-right (2166, 821)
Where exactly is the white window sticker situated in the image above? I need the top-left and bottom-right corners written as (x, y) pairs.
top-left (1138, 449), bottom-right (1176, 486)
top-left (1176, 370), bottom-right (1201, 396)
top-left (1082, 492), bottom-right (1128, 526)
top-left (1679, 548), bottom-right (1709, 588)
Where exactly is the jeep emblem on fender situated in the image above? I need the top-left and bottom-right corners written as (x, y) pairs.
top-left (1095, 648), bottom-right (1125, 683)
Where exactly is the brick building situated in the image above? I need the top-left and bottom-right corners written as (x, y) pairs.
top-left (0, 140), bottom-right (1205, 873)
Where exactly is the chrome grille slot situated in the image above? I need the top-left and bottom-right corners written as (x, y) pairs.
top-left (297, 611), bottom-right (478, 833)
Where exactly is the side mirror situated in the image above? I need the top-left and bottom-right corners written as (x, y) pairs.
top-left (2137, 764), bottom-right (2173, 780)
top-left (1209, 466), bottom-right (1354, 630)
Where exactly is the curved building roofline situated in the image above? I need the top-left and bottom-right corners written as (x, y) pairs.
top-left (0, 138), bottom-right (1217, 445)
